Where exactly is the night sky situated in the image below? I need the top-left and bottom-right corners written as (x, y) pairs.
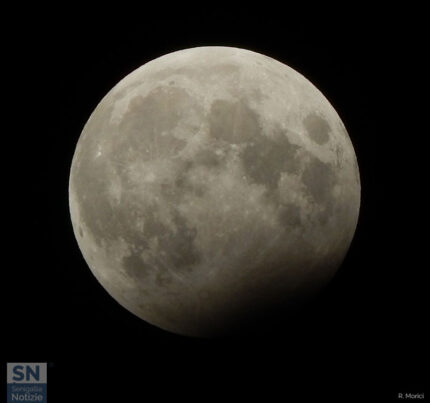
top-left (4, 7), bottom-right (427, 402)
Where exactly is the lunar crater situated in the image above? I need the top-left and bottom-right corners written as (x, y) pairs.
top-left (303, 113), bottom-right (331, 145)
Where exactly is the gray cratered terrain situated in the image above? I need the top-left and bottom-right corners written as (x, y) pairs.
top-left (69, 46), bottom-right (360, 337)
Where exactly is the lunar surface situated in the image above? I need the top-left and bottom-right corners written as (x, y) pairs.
top-left (69, 46), bottom-right (360, 337)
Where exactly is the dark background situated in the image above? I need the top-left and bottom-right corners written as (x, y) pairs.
top-left (4, 7), bottom-right (427, 402)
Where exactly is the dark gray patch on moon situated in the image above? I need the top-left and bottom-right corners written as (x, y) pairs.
top-left (302, 158), bottom-right (335, 205)
top-left (241, 130), bottom-right (300, 192)
top-left (174, 173), bottom-right (206, 198)
top-left (209, 99), bottom-right (260, 144)
top-left (155, 271), bottom-right (173, 287)
top-left (278, 203), bottom-right (302, 227)
top-left (303, 113), bottom-right (331, 145)
top-left (122, 253), bottom-right (150, 280)
top-left (192, 148), bottom-right (223, 168)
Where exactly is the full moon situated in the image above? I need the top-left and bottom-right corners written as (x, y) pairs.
top-left (69, 46), bottom-right (360, 337)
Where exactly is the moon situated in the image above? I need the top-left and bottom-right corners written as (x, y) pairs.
top-left (69, 46), bottom-right (360, 337)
